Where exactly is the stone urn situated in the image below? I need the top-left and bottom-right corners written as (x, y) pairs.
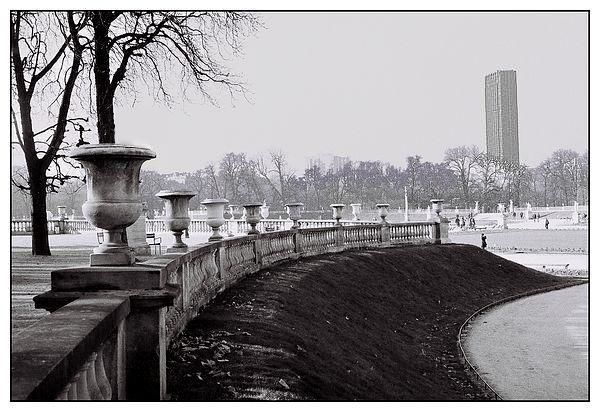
top-left (156, 190), bottom-right (197, 252)
top-left (285, 203), bottom-right (304, 229)
top-left (260, 202), bottom-right (270, 219)
top-left (350, 203), bottom-right (362, 221)
top-left (431, 199), bottom-right (444, 218)
top-left (57, 206), bottom-right (67, 219)
top-left (70, 144), bottom-right (156, 266)
top-left (376, 203), bottom-right (390, 225)
top-left (230, 205), bottom-right (244, 219)
top-left (330, 204), bottom-right (345, 226)
top-left (244, 203), bottom-right (263, 235)
top-left (201, 198), bottom-right (229, 241)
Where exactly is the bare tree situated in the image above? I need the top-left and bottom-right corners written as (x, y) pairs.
top-left (254, 151), bottom-right (296, 207)
top-left (84, 11), bottom-right (260, 143)
top-left (444, 145), bottom-right (481, 206)
top-left (11, 11), bottom-right (88, 255)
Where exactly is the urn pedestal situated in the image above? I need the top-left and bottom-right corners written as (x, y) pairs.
top-left (201, 198), bottom-right (229, 241)
top-left (156, 190), bottom-right (197, 253)
top-left (285, 203), bottom-right (304, 229)
top-left (69, 144), bottom-right (156, 266)
top-left (244, 203), bottom-right (263, 235)
top-left (330, 204), bottom-right (345, 226)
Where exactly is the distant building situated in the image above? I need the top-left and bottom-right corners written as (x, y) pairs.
top-left (305, 154), bottom-right (351, 173)
top-left (485, 69), bottom-right (520, 164)
top-left (306, 157), bottom-right (326, 171)
top-left (331, 155), bottom-right (351, 172)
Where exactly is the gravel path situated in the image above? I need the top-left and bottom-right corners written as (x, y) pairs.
top-left (462, 284), bottom-right (589, 400)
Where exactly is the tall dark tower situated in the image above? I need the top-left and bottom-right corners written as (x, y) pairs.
top-left (485, 70), bottom-right (520, 164)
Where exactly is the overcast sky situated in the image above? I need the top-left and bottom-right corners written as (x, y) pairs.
top-left (16, 12), bottom-right (590, 174)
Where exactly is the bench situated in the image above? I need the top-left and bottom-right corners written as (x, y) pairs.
top-left (97, 232), bottom-right (162, 255)
top-left (146, 233), bottom-right (162, 255)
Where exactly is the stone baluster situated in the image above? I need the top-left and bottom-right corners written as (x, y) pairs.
top-left (68, 380), bottom-right (78, 400)
top-left (86, 352), bottom-right (103, 400)
top-left (75, 370), bottom-right (91, 400)
top-left (96, 347), bottom-right (112, 400)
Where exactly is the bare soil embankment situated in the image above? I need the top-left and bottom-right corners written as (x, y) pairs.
top-left (167, 244), bottom-right (583, 400)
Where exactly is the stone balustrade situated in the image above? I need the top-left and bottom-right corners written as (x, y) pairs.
top-left (141, 220), bottom-right (443, 342)
top-left (11, 217), bottom-right (385, 236)
top-left (11, 295), bottom-right (129, 400)
top-left (11, 219), bottom-right (75, 234)
top-left (12, 219), bottom-right (445, 400)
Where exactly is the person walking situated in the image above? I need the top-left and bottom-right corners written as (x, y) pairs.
top-left (545, 218), bottom-right (549, 229)
top-left (481, 233), bottom-right (487, 250)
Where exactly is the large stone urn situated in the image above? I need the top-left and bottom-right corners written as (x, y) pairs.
top-left (430, 199), bottom-right (444, 219)
top-left (376, 203), bottom-right (390, 225)
top-left (244, 203), bottom-right (263, 234)
top-left (285, 202), bottom-right (304, 229)
top-left (230, 205), bottom-right (243, 219)
top-left (70, 144), bottom-right (156, 266)
top-left (260, 202), bottom-right (270, 219)
top-left (156, 190), bottom-right (196, 252)
top-left (57, 206), bottom-right (67, 218)
top-left (201, 198), bottom-right (229, 241)
top-left (330, 204), bottom-right (345, 226)
top-left (350, 203), bottom-right (362, 221)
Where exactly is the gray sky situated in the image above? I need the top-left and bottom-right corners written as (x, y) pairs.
top-left (20, 12), bottom-right (591, 174)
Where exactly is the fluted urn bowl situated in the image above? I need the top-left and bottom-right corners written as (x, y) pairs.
top-left (70, 144), bottom-right (156, 265)
top-left (244, 202), bottom-right (263, 235)
top-left (330, 203), bottom-right (345, 225)
top-left (376, 203), bottom-right (390, 224)
top-left (201, 198), bottom-right (229, 241)
top-left (350, 203), bottom-right (362, 220)
top-left (156, 190), bottom-right (196, 251)
top-left (285, 202), bottom-right (304, 229)
top-left (430, 199), bottom-right (444, 217)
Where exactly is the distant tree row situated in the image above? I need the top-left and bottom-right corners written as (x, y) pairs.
top-left (13, 146), bottom-right (586, 219)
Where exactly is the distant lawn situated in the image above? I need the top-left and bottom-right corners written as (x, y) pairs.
top-left (450, 229), bottom-right (588, 252)
top-left (167, 244), bottom-right (582, 400)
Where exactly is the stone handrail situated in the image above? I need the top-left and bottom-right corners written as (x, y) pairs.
top-left (11, 295), bottom-right (129, 400)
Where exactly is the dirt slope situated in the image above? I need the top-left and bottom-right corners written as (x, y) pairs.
top-left (167, 244), bottom-right (582, 400)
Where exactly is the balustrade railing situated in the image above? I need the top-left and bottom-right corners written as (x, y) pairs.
top-left (11, 295), bottom-right (129, 400)
top-left (66, 219), bottom-right (96, 233)
top-left (389, 221), bottom-right (435, 243)
top-left (13, 219), bottom-right (444, 401)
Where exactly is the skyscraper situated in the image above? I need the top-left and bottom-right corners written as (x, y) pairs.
top-left (485, 70), bottom-right (520, 164)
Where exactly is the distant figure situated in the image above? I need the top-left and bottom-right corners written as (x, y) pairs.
top-left (460, 216), bottom-right (465, 229)
top-left (545, 218), bottom-right (549, 229)
top-left (520, 212), bottom-right (523, 219)
top-left (455, 215), bottom-right (460, 227)
top-left (481, 233), bottom-right (487, 250)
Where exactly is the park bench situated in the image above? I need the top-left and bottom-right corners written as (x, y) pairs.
top-left (146, 233), bottom-right (162, 255)
top-left (97, 232), bottom-right (162, 255)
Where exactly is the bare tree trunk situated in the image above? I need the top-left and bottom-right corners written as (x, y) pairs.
top-left (93, 12), bottom-right (116, 143)
top-left (30, 173), bottom-right (51, 255)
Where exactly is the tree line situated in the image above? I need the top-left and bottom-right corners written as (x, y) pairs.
top-left (13, 146), bottom-right (589, 219)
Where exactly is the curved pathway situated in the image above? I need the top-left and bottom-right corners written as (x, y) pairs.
top-left (463, 284), bottom-right (588, 400)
